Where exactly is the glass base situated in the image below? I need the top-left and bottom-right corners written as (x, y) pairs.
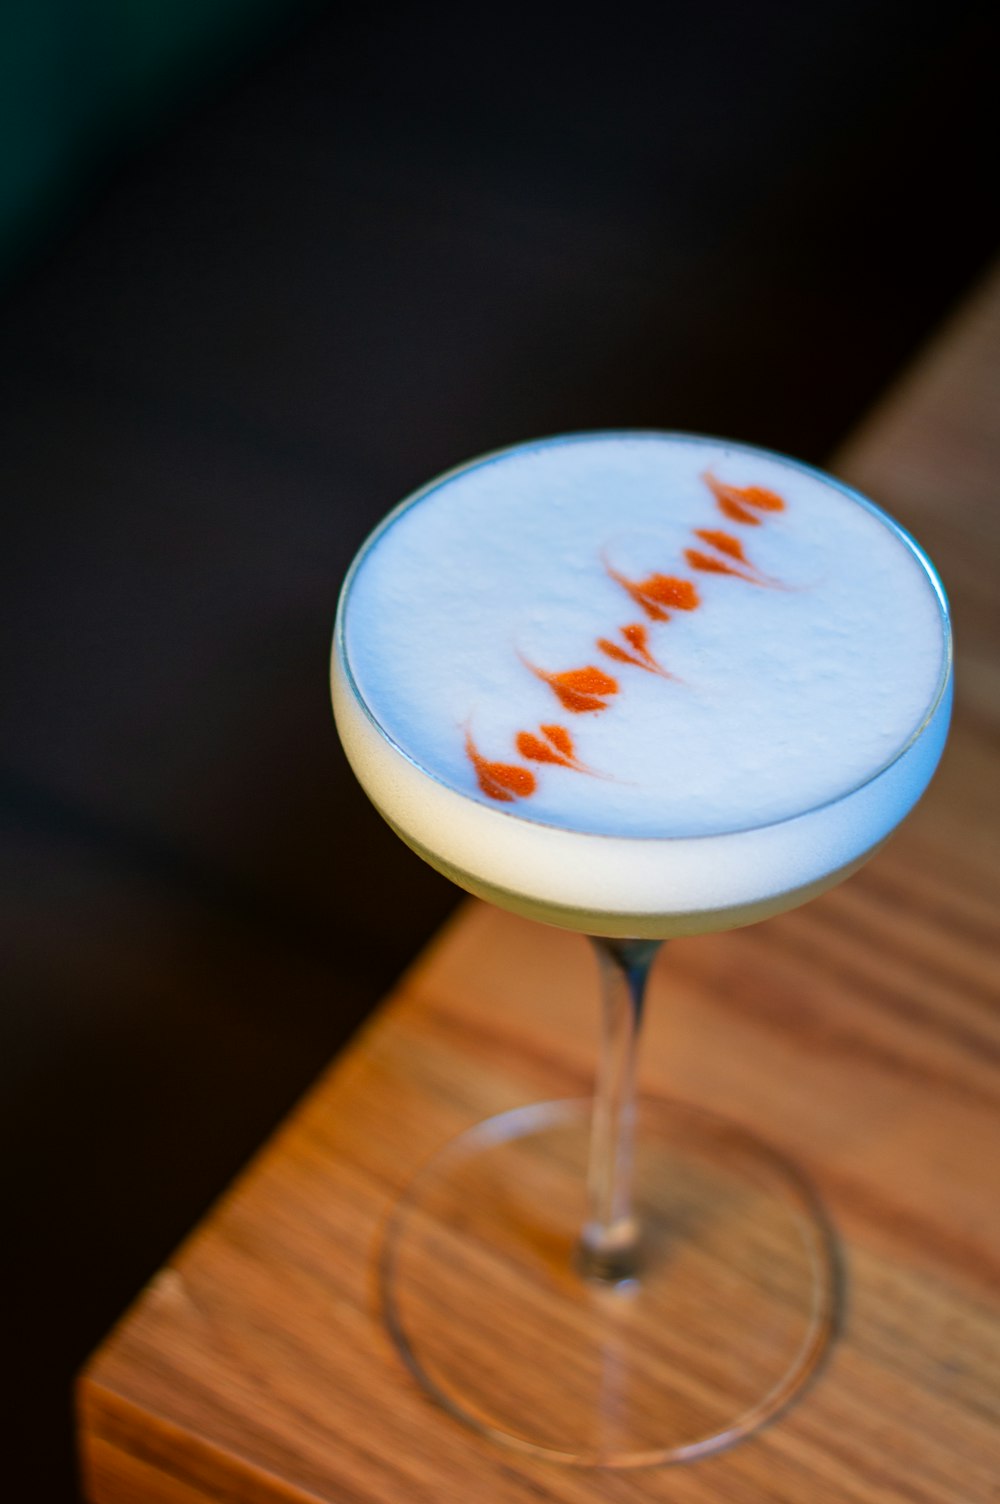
top-left (381, 1098), bottom-right (840, 1468)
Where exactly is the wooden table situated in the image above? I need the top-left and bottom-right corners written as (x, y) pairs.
top-left (78, 268), bottom-right (1000, 1503)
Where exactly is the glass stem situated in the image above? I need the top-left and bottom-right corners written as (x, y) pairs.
top-left (577, 936), bottom-right (662, 1283)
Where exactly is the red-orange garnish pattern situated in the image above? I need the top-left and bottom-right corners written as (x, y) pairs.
top-left (463, 469), bottom-right (789, 800)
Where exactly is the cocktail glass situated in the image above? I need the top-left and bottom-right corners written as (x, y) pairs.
top-left (331, 434), bottom-right (952, 1468)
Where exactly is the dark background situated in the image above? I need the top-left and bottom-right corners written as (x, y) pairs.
top-left (1, 3), bottom-right (995, 1498)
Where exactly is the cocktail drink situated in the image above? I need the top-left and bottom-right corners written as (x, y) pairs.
top-left (331, 433), bottom-right (951, 1466)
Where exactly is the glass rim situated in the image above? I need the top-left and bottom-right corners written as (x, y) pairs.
top-left (332, 429), bottom-right (953, 844)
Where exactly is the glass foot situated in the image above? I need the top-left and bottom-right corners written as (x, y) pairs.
top-left (381, 1098), bottom-right (840, 1468)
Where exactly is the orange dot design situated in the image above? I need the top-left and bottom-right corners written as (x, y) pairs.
top-left (463, 469), bottom-right (789, 802)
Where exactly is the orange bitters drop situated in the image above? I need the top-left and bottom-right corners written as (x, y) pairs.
top-left (604, 556), bottom-right (700, 622)
top-left (523, 659), bottom-right (619, 713)
top-left (693, 529), bottom-right (750, 564)
top-left (597, 622), bottom-right (674, 678)
top-left (684, 547), bottom-right (753, 581)
top-left (704, 472), bottom-right (786, 524)
top-left (464, 732), bottom-right (536, 802)
top-left (686, 525), bottom-right (783, 587)
top-left (516, 724), bottom-right (588, 771)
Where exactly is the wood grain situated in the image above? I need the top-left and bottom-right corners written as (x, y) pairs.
top-left (78, 266), bottom-right (1000, 1502)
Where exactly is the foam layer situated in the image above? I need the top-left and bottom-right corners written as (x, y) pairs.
top-left (332, 433), bottom-right (951, 935)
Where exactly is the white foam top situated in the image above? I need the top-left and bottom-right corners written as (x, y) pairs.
top-left (338, 434), bottom-right (947, 841)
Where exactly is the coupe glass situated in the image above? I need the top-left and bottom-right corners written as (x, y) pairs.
top-left (331, 434), bottom-right (952, 1468)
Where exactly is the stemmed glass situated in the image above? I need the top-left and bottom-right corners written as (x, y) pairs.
top-left (331, 433), bottom-right (952, 1468)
